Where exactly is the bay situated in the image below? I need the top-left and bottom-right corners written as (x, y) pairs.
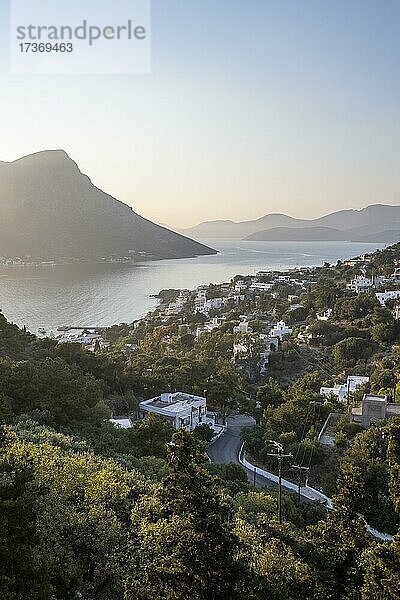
top-left (0, 239), bottom-right (387, 334)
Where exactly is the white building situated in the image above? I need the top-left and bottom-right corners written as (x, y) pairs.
top-left (57, 331), bottom-right (108, 351)
top-left (196, 317), bottom-right (226, 339)
top-left (317, 308), bottom-right (333, 321)
top-left (164, 303), bottom-right (183, 316)
top-left (376, 290), bottom-right (400, 306)
top-left (289, 303), bottom-right (303, 312)
top-left (109, 418), bottom-right (132, 429)
top-left (320, 384), bottom-right (347, 402)
top-left (204, 316), bottom-right (225, 331)
top-left (138, 392), bottom-right (215, 432)
top-left (235, 280), bottom-right (248, 292)
top-left (347, 375), bottom-right (369, 392)
top-left (205, 297), bottom-right (224, 311)
top-left (347, 275), bottom-right (385, 294)
top-left (320, 375), bottom-right (369, 403)
top-left (269, 320), bottom-right (292, 341)
top-left (194, 290), bottom-right (207, 312)
top-left (164, 291), bottom-right (189, 316)
top-left (249, 282), bottom-right (273, 292)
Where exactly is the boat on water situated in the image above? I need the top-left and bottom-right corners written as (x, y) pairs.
top-left (38, 328), bottom-right (47, 335)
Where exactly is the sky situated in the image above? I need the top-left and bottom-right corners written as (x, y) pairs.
top-left (0, 0), bottom-right (400, 229)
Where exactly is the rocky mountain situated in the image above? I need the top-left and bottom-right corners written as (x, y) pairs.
top-left (0, 150), bottom-right (216, 260)
top-left (182, 204), bottom-right (400, 240)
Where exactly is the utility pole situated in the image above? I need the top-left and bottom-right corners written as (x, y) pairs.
top-left (266, 441), bottom-right (292, 524)
top-left (346, 377), bottom-right (351, 408)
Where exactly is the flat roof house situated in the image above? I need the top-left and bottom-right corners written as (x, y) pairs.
top-left (138, 392), bottom-right (215, 432)
top-left (351, 394), bottom-right (400, 428)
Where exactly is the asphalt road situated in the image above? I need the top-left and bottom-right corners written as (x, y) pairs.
top-left (208, 415), bottom-right (274, 489)
top-left (207, 417), bottom-right (393, 541)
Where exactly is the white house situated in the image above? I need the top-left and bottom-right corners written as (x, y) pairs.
top-left (320, 384), bottom-right (348, 402)
top-left (57, 331), bottom-right (108, 351)
top-left (196, 317), bottom-right (226, 339)
top-left (233, 334), bottom-right (277, 376)
top-left (347, 275), bottom-right (385, 294)
top-left (138, 392), bottom-right (215, 432)
top-left (194, 290), bottom-right (207, 312)
top-left (320, 375), bottom-right (369, 404)
top-left (249, 282), bottom-right (273, 292)
top-left (269, 321), bottom-right (292, 341)
top-left (205, 297), bottom-right (224, 311)
top-left (205, 316), bottom-right (226, 331)
top-left (376, 290), bottom-right (400, 306)
top-left (231, 293), bottom-right (246, 304)
top-left (347, 375), bottom-right (369, 392)
top-left (317, 308), bottom-right (333, 321)
top-left (164, 302), bottom-right (182, 316)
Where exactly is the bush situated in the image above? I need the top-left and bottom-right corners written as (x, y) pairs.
top-left (192, 423), bottom-right (214, 443)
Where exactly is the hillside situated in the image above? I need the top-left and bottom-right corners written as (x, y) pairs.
top-left (182, 204), bottom-right (400, 240)
top-left (0, 150), bottom-right (217, 260)
top-left (245, 225), bottom-right (400, 242)
top-left (244, 226), bottom-right (348, 241)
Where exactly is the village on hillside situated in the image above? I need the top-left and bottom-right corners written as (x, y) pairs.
top-left (3, 242), bottom-right (400, 598)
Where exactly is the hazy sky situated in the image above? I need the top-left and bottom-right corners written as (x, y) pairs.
top-left (1, 0), bottom-right (400, 228)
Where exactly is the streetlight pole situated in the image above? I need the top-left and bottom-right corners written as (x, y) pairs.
top-left (291, 465), bottom-right (310, 503)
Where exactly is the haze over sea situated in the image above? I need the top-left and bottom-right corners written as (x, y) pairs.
top-left (0, 240), bottom-right (387, 334)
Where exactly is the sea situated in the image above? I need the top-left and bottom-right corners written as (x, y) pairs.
top-left (0, 239), bottom-right (387, 335)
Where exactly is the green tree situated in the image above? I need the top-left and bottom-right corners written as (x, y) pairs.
top-left (257, 379), bottom-right (285, 408)
top-left (128, 430), bottom-right (246, 599)
top-left (0, 357), bottom-right (108, 427)
top-left (333, 337), bottom-right (373, 367)
top-left (335, 425), bottom-right (398, 534)
top-left (130, 413), bottom-right (174, 458)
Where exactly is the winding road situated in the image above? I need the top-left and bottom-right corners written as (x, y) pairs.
top-left (208, 415), bottom-right (274, 489)
top-left (208, 415), bottom-right (394, 542)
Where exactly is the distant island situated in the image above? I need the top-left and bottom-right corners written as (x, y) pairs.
top-left (181, 204), bottom-right (400, 242)
top-left (0, 150), bottom-right (217, 262)
top-left (244, 226), bottom-right (400, 243)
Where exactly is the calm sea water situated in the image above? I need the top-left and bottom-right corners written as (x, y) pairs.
top-left (0, 240), bottom-right (387, 334)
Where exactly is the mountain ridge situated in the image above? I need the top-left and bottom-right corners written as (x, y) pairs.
top-left (0, 150), bottom-right (217, 261)
top-left (181, 204), bottom-right (400, 240)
